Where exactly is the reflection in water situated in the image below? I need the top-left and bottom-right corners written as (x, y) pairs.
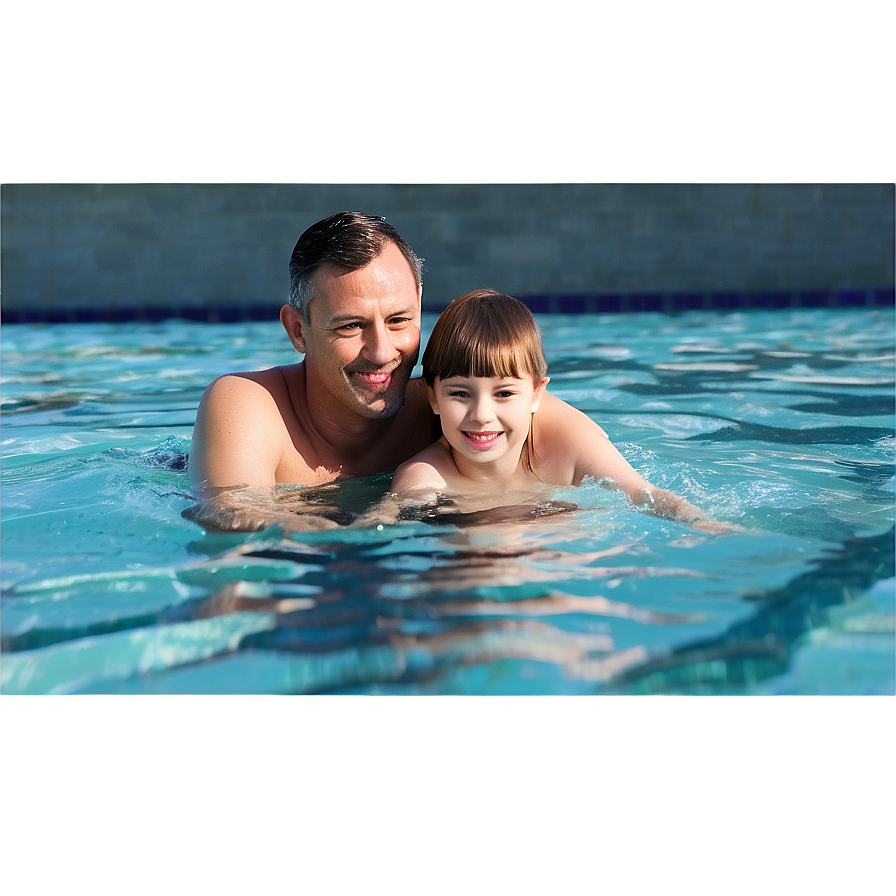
top-left (4, 451), bottom-right (890, 693)
top-left (141, 507), bottom-right (719, 692)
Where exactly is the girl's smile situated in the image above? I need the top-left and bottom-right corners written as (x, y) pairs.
top-left (462, 430), bottom-right (504, 448)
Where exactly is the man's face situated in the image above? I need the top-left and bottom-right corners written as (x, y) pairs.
top-left (288, 241), bottom-right (422, 421)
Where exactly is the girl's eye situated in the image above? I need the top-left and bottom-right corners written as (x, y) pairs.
top-left (449, 390), bottom-right (468, 398)
top-left (496, 391), bottom-right (515, 398)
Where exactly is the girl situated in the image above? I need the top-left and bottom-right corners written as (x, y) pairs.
top-left (391, 289), bottom-right (728, 531)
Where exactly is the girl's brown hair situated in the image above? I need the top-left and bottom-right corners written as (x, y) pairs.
top-left (422, 289), bottom-right (547, 386)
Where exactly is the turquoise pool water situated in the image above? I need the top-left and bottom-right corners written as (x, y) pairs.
top-left (1, 308), bottom-right (893, 694)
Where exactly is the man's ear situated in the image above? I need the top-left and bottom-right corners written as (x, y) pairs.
top-left (531, 376), bottom-right (550, 413)
top-left (280, 305), bottom-right (307, 354)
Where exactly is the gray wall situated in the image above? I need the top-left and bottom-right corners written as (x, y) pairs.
top-left (1, 183), bottom-right (893, 318)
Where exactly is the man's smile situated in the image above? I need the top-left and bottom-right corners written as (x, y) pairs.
top-left (348, 366), bottom-right (397, 389)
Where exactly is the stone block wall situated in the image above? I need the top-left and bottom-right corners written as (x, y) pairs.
top-left (1, 183), bottom-right (893, 321)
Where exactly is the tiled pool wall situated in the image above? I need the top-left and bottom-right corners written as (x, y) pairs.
top-left (2, 184), bottom-right (893, 323)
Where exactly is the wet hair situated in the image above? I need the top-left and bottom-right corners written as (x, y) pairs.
top-left (288, 211), bottom-right (423, 319)
top-left (422, 289), bottom-right (548, 386)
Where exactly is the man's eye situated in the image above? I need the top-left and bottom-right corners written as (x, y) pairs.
top-left (338, 323), bottom-right (362, 331)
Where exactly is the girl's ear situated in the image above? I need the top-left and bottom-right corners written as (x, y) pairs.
top-left (425, 381), bottom-right (440, 415)
top-left (530, 376), bottom-right (549, 413)
top-left (280, 305), bottom-right (307, 354)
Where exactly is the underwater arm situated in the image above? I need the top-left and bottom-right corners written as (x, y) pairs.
top-left (182, 485), bottom-right (339, 533)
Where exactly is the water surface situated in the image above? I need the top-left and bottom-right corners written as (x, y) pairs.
top-left (2, 309), bottom-right (893, 694)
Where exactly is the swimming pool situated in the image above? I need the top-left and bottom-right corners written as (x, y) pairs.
top-left (2, 307), bottom-right (893, 694)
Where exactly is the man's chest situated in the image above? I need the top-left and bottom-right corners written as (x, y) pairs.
top-left (274, 420), bottom-right (432, 486)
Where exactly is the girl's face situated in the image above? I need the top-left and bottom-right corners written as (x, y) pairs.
top-left (427, 374), bottom-right (548, 478)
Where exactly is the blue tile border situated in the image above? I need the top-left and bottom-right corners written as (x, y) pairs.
top-left (2, 289), bottom-right (893, 324)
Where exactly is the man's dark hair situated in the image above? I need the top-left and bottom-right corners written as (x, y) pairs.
top-left (288, 211), bottom-right (423, 319)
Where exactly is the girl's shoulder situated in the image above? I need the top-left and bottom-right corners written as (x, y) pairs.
top-left (391, 439), bottom-right (453, 494)
top-left (537, 391), bottom-right (609, 436)
top-left (531, 392), bottom-right (613, 486)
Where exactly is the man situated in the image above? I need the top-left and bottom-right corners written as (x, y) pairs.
top-left (189, 211), bottom-right (730, 533)
top-left (188, 211), bottom-right (438, 530)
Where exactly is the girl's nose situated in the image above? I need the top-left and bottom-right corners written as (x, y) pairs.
top-left (469, 396), bottom-right (495, 426)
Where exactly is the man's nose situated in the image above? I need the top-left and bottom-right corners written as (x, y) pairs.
top-left (362, 322), bottom-right (398, 365)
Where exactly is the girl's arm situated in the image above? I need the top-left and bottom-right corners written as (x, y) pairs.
top-left (535, 393), bottom-right (733, 531)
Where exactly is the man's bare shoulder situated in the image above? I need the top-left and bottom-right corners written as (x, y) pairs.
top-left (197, 364), bottom-right (308, 433)
top-left (190, 365), bottom-right (304, 491)
top-left (202, 364), bottom-right (297, 401)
